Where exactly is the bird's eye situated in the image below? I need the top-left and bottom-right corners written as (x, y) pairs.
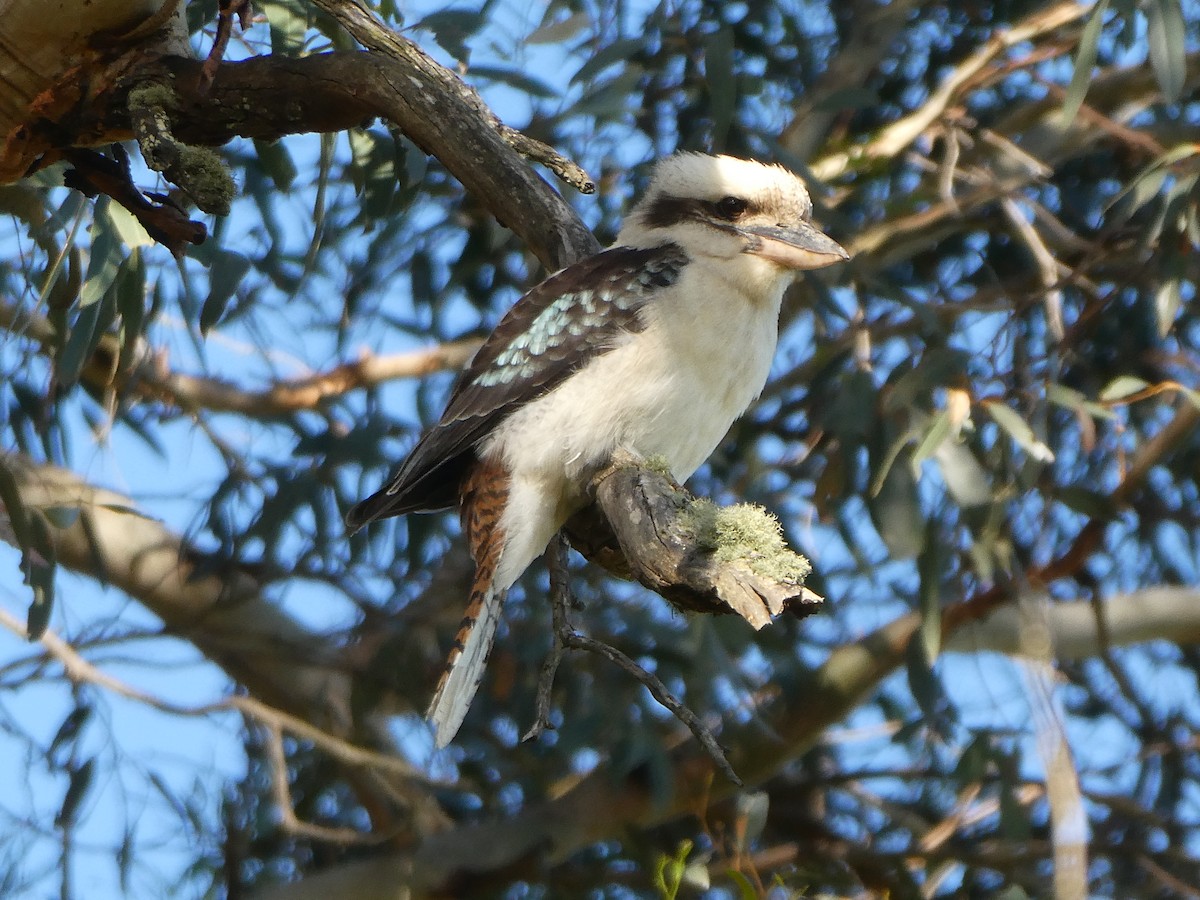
top-left (713, 196), bottom-right (749, 220)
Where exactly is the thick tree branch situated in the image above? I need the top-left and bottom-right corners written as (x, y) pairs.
top-left (0, 453), bottom-right (351, 727)
top-left (946, 587), bottom-right (1200, 658)
top-left (0, 296), bottom-right (481, 415)
top-left (5, 47), bottom-right (599, 271)
top-left (566, 455), bottom-right (821, 625)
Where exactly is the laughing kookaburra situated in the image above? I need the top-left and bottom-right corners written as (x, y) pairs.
top-left (347, 153), bottom-right (848, 747)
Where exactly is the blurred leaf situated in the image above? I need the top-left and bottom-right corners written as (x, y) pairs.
top-left (80, 200), bottom-right (122, 308)
top-left (734, 791), bottom-right (769, 851)
top-left (411, 249), bottom-right (434, 307)
top-left (107, 202), bottom-right (152, 249)
top-left (999, 779), bottom-right (1033, 840)
top-left (115, 249), bottom-right (146, 374)
top-left (1145, 0), bottom-right (1186, 104)
top-left (726, 870), bottom-right (757, 899)
top-left (416, 9), bottom-right (484, 61)
top-left (1047, 383), bottom-right (1117, 421)
top-left (983, 401), bottom-right (1055, 463)
top-left (47, 704), bottom-right (91, 763)
top-left (1099, 375), bottom-right (1149, 402)
top-left (470, 65), bottom-right (559, 99)
top-left (653, 839), bottom-right (692, 900)
top-left (917, 518), bottom-right (944, 661)
top-left (1060, 0), bottom-right (1108, 124)
top-left (936, 440), bottom-right (992, 507)
top-left (1106, 143), bottom-right (1199, 221)
top-left (0, 456), bottom-right (31, 549)
top-left (1154, 278), bottom-right (1181, 337)
top-left (525, 10), bottom-right (589, 44)
top-left (572, 38), bottom-right (643, 84)
top-left (905, 632), bottom-right (949, 727)
top-left (117, 825), bottom-right (134, 893)
top-left (56, 757), bottom-right (96, 828)
top-left (263, 0), bottom-right (309, 55)
top-left (573, 66), bottom-right (644, 117)
top-left (1057, 486), bottom-right (1117, 519)
top-left (57, 292), bottom-right (106, 387)
top-left (201, 250), bottom-right (252, 334)
top-left (254, 139), bottom-right (298, 191)
top-left (25, 510), bottom-right (57, 639)
top-left (954, 733), bottom-right (991, 782)
top-left (910, 409), bottom-right (951, 477)
top-left (349, 129), bottom-right (400, 224)
top-left (884, 347), bottom-right (970, 414)
top-left (870, 459), bottom-right (925, 558)
top-left (824, 370), bottom-right (877, 442)
top-left (704, 26), bottom-right (736, 151)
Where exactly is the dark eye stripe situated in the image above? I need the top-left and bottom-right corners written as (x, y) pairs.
top-left (642, 193), bottom-right (759, 229)
top-left (712, 196), bottom-right (749, 220)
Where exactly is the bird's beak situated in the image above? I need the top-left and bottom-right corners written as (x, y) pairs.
top-left (739, 222), bottom-right (849, 270)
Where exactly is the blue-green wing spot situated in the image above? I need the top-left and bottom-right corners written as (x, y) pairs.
top-left (346, 243), bottom-right (688, 524)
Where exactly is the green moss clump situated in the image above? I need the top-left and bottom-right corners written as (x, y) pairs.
top-left (680, 499), bottom-right (810, 584)
top-left (127, 82), bottom-right (178, 113)
top-left (177, 146), bottom-right (234, 216)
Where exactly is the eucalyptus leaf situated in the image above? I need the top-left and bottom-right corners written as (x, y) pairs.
top-left (1060, 0), bottom-right (1109, 124)
top-left (525, 11), bottom-right (589, 45)
top-left (1145, 0), bottom-right (1186, 104)
top-left (1098, 375), bottom-right (1149, 402)
top-left (984, 402), bottom-right (1055, 463)
top-left (80, 201), bottom-right (122, 308)
top-left (201, 250), bottom-right (252, 335)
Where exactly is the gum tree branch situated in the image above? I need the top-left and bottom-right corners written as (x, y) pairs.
top-left (0, 296), bottom-right (481, 415)
top-left (809, 1), bottom-right (1090, 181)
top-left (0, 453), bottom-right (353, 727)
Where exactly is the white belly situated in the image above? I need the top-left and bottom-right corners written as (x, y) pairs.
top-left (484, 283), bottom-right (780, 512)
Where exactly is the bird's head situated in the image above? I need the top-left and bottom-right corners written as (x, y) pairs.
top-left (617, 153), bottom-right (848, 295)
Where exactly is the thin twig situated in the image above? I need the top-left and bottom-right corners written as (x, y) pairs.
top-left (498, 126), bottom-right (595, 194)
top-left (562, 629), bottom-right (742, 785)
top-left (262, 722), bottom-right (393, 845)
top-left (522, 532), bottom-right (571, 742)
top-left (201, 0), bottom-right (255, 93)
top-left (0, 607), bottom-right (428, 785)
top-left (518, 537), bottom-right (742, 783)
top-left (0, 295), bottom-right (482, 416)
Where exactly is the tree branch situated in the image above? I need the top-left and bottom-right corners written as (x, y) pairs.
top-left (0, 296), bottom-right (481, 416)
top-left (7, 44), bottom-right (599, 271)
top-left (565, 454), bottom-right (822, 626)
top-left (946, 587), bottom-right (1200, 658)
top-left (0, 453), bottom-right (353, 728)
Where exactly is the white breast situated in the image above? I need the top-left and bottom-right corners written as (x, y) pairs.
top-left (483, 256), bottom-right (786, 517)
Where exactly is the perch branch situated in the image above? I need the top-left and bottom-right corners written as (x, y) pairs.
top-left (566, 453), bottom-right (822, 626)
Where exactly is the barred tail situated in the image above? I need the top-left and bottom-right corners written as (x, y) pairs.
top-left (427, 581), bottom-right (505, 747)
top-left (427, 456), bottom-right (510, 747)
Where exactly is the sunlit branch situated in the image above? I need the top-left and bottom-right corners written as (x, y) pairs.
top-left (0, 607), bottom-right (428, 786)
top-left (0, 297), bottom-right (481, 415)
top-left (946, 587), bottom-right (1200, 657)
top-left (810, 1), bottom-right (1090, 181)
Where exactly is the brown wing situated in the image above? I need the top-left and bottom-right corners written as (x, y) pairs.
top-left (346, 243), bottom-right (688, 528)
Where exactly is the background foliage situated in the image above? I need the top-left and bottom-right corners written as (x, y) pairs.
top-left (2, 0), bottom-right (1199, 896)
